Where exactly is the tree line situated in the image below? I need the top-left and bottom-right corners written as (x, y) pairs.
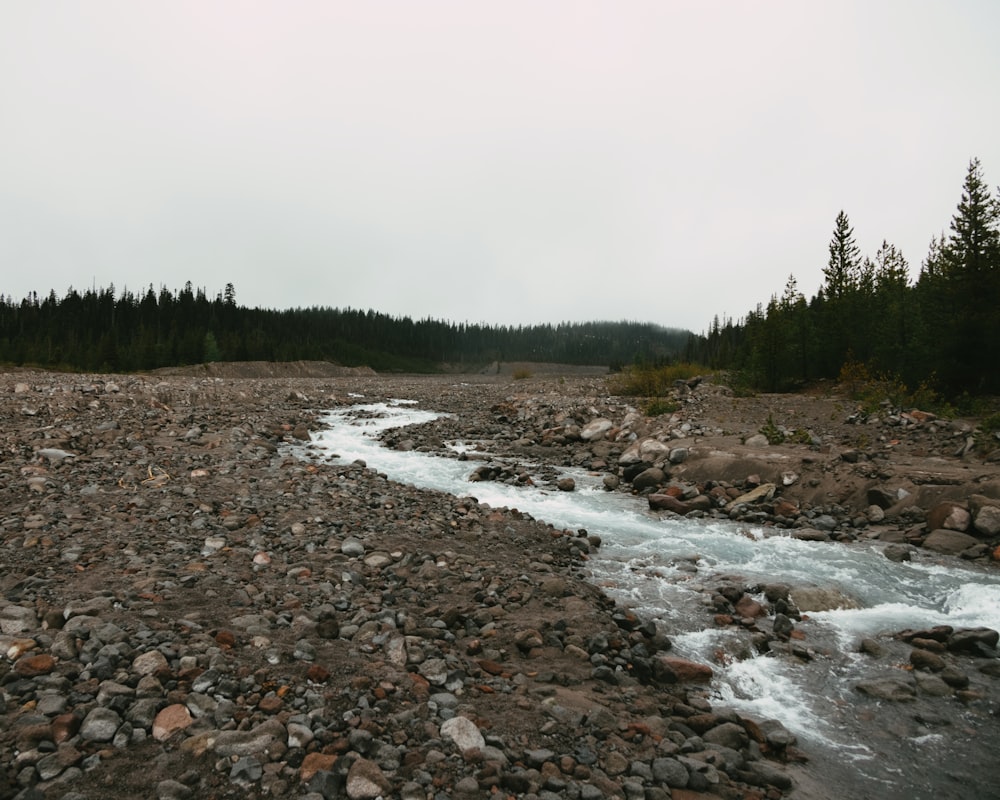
top-left (687, 158), bottom-right (1000, 398)
top-left (0, 281), bottom-right (689, 373)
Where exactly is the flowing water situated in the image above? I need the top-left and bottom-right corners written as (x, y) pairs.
top-left (305, 400), bottom-right (1000, 799)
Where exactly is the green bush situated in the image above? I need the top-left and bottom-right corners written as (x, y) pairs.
top-left (608, 362), bottom-right (710, 397)
top-left (645, 398), bottom-right (679, 417)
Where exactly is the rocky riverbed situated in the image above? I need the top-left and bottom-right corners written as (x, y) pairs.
top-left (2, 365), bottom-right (998, 800)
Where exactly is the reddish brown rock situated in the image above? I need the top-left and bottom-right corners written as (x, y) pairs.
top-left (734, 595), bottom-right (766, 618)
top-left (14, 654), bottom-right (55, 677)
top-left (655, 656), bottom-right (714, 683)
top-left (51, 712), bottom-right (81, 744)
top-left (152, 703), bottom-right (194, 741)
top-left (300, 752), bottom-right (338, 782)
top-left (648, 494), bottom-right (692, 514)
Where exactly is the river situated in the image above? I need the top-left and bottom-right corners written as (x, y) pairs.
top-left (305, 399), bottom-right (1000, 799)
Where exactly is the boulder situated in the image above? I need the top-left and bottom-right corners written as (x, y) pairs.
top-left (581, 418), bottom-right (614, 441)
top-left (653, 656), bottom-right (713, 683)
top-left (926, 502), bottom-right (971, 532)
top-left (923, 529), bottom-right (980, 556)
top-left (789, 587), bottom-right (859, 612)
top-left (972, 502), bottom-right (1000, 537)
top-left (648, 494), bottom-right (692, 515)
top-left (856, 676), bottom-right (916, 701)
top-left (632, 467), bottom-right (666, 492)
top-left (727, 483), bottom-right (776, 507)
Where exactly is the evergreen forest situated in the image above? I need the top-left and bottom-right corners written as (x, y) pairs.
top-left (686, 158), bottom-right (1000, 398)
top-left (0, 281), bottom-right (688, 374)
top-left (1, 158), bottom-right (998, 398)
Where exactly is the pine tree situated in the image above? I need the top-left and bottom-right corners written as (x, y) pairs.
top-left (824, 210), bottom-right (862, 300)
top-left (937, 159), bottom-right (1000, 391)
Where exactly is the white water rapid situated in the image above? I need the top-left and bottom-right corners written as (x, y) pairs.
top-left (305, 400), bottom-right (1000, 798)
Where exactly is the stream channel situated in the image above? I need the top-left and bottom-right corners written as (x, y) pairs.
top-left (305, 399), bottom-right (1000, 800)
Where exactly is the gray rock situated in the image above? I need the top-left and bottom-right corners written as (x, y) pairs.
top-left (440, 715), bottom-right (485, 752)
top-left (856, 676), bottom-right (916, 701)
top-left (80, 707), bottom-right (122, 742)
top-left (651, 756), bottom-right (689, 788)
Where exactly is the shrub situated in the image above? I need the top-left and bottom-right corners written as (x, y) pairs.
top-left (759, 414), bottom-right (784, 444)
top-left (645, 398), bottom-right (679, 417)
top-left (512, 368), bottom-right (532, 381)
top-left (608, 362), bottom-right (710, 397)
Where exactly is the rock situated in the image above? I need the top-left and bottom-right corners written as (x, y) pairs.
top-left (557, 477), bottom-right (576, 492)
top-left (653, 656), bottom-right (713, 683)
top-left (651, 757), bottom-right (689, 788)
top-left (581, 419), bottom-right (613, 441)
top-left (703, 721), bottom-right (748, 750)
top-left (923, 529), bottom-right (980, 556)
top-left (926, 502), bottom-right (971, 532)
top-left (910, 648), bottom-right (945, 672)
top-left (80, 707), bottom-right (122, 742)
top-left (728, 483), bottom-right (776, 507)
top-left (441, 715), bottom-right (486, 753)
top-left (867, 487), bottom-right (897, 510)
top-left (789, 587), bottom-right (859, 612)
top-left (133, 650), bottom-right (170, 676)
top-left (346, 757), bottom-right (392, 799)
top-left (648, 494), bottom-right (692, 515)
top-left (744, 434), bottom-right (769, 448)
top-left (632, 467), bottom-right (666, 491)
top-left (972, 503), bottom-right (1000, 537)
top-left (0, 605), bottom-right (39, 634)
top-left (341, 537), bottom-right (366, 557)
top-left (212, 719), bottom-right (286, 757)
top-left (883, 543), bottom-right (913, 562)
top-left (947, 627), bottom-right (999, 654)
top-left (13, 653), bottom-right (55, 676)
top-left (669, 447), bottom-right (689, 464)
top-left (856, 676), bottom-right (916, 701)
top-left (153, 704), bottom-right (194, 741)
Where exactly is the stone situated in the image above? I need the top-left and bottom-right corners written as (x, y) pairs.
top-left (14, 653), bottom-right (55, 677)
top-left (867, 487), bottom-right (897, 510)
top-left (883, 543), bottom-right (913, 562)
top-left (648, 493), bottom-right (692, 515)
top-left (972, 504), bottom-right (1000, 537)
top-left (0, 605), bottom-right (38, 634)
top-left (153, 704), bottom-right (194, 741)
top-left (300, 752), bottom-right (338, 782)
top-left (856, 676), bottom-right (916, 701)
top-left (440, 715), bottom-right (485, 752)
top-left (133, 650), bottom-right (170, 676)
top-left (581, 419), bottom-right (613, 441)
top-left (80, 707), bottom-right (122, 742)
top-left (212, 718), bottom-right (286, 757)
top-left (557, 477), bottom-right (576, 492)
top-left (346, 757), bottom-right (391, 799)
top-left (910, 648), bottom-right (945, 672)
top-left (744, 434), bottom-right (769, 448)
top-left (632, 467), bottom-right (666, 491)
top-left (703, 722), bottom-right (748, 750)
top-left (341, 537), bottom-right (366, 557)
top-left (926, 502), bottom-right (971, 532)
top-left (789, 587), bottom-right (859, 612)
top-left (653, 656), bottom-right (713, 683)
top-left (728, 483), bottom-right (776, 507)
top-left (923, 529), bottom-right (980, 556)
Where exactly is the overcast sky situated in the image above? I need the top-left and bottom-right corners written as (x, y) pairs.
top-left (2, 2), bottom-right (999, 334)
